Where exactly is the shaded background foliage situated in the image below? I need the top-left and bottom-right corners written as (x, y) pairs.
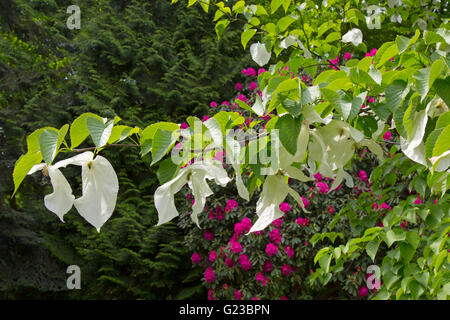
top-left (0, 0), bottom-right (250, 299)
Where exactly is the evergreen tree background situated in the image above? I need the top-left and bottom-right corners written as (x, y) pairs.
top-left (0, 0), bottom-right (250, 299)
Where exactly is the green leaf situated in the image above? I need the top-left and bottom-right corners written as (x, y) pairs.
top-left (318, 254), bottom-right (332, 273)
top-left (414, 59), bottom-right (445, 100)
top-left (433, 77), bottom-right (450, 107)
top-left (424, 30), bottom-right (446, 45)
top-left (70, 113), bottom-right (103, 148)
top-left (281, 99), bottom-right (302, 117)
top-left (366, 239), bottom-right (381, 262)
top-left (151, 129), bottom-right (178, 165)
top-left (275, 114), bottom-right (301, 155)
top-left (436, 111), bottom-right (450, 129)
top-left (399, 242), bottom-right (415, 263)
top-left (432, 124), bottom-right (450, 157)
top-left (425, 127), bottom-right (444, 159)
top-left (141, 122), bottom-right (180, 143)
top-left (406, 231), bottom-right (421, 249)
top-left (277, 16), bottom-right (295, 32)
top-left (241, 28), bottom-right (256, 49)
top-left (271, 0), bottom-right (283, 14)
top-left (12, 152), bottom-right (43, 196)
top-left (349, 91), bottom-right (367, 121)
top-left (107, 125), bottom-right (138, 144)
top-left (215, 19), bottom-right (229, 39)
top-left (385, 79), bottom-right (408, 112)
top-left (156, 158), bottom-right (180, 184)
top-left (376, 43), bottom-right (398, 68)
top-left (86, 117), bottom-right (114, 148)
top-left (39, 129), bottom-right (60, 164)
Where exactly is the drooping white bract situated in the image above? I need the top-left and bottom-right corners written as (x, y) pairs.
top-left (399, 102), bottom-right (431, 166)
top-left (250, 42), bottom-right (271, 67)
top-left (28, 163), bottom-right (75, 222)
top-left (342, 28), bottom-right (363, 47)
top-left (155, 161), bottom-right (231, 227)
top-left (248, 174), bottom-right (306, 234)
top-left (308, 120), bottom-right (370, 190)
top-left (27, 151), bottom-right (119, 232)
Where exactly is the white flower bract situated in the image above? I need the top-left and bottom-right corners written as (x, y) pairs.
top-left (27, 151), bottom-right (119, 232)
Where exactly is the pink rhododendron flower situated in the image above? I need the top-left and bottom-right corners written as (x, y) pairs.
top-left (279, 202), bottom-right (291, 213)
top-left (180, 122), bottom-right (189, 129)
top-left (258, 68), bottom-right (266, 75)
top-left (191, 253), bottom-right (202, 264)
top-left (343, 52), bottom-right (352, 60)
top-left (235, 82), bottom-right (243, 91)
top-left (202, 115), bottom-right (210, 122)
top-left (367, 97), bottom-right (375, 103)
top-left (204, 231), bottom-right (214, 241)
top-left (414, 194), bottom-right (422, 205)
top-left (265, 243), bottom-right (278, 257)
top-left (255, 272), bottom-right (269, 286)
top-left (372, 203), bottom-right (379, 210)
top-left (210, 101), bottom-right (217, 108)
top-left (225, 257), bottom-right (234, 268)
top-left (225, 199), bottom-right (239, 212)
top-left (246, 67), bottom-right (257, 77)
top-left (400, 220), bottom-right (407, 229)
top-left (262, 260), bottom-right (273, 273)
top-left (301, 196), bottom-right (310, 208)
top-left (282, 264), bottom-right (293, 276)
top-left (238, 254), bottom-right (252, 271)
top-left (234, 222), bottom-right (245, 236)
top-left (271, 218), bottom-right (282, 228)
top-left (207, 288), bottom-right (215, 300)
top-left (204, 267), bottom-right (216, 283)
top-left (231, 241), bottom-right (242, 254)
top-left (434, 197), bottom-right (438, 204)
top-left (359, 170), bottom-right (368, 181)
top-left (335, 184), bottom-right (342, 191)
top-left (383, 131), bottom-right (391, 140)
top-left (221, 100), bottom-right (230, 106)
top-left (381, 202), bottom-right (391, 210)
top-left (240, 217), bottom-right (252, 232)
top-left (249, 81), bottom-right (258, 91)
top-left (376, 221), bottom-right (384, 227)
top-left (296, 217), bottom-right (309, 226)
top-left (209, 250), bottom-right (217, 263)
top-left (234, 290), bottom-right (243, 300)
top-left (316, 181), bottom-right (329, 193)
top-left (237, 94), bottom-right (247, 102)
top-left (208, 211), bottom-right (214, 219)
top-left (313, 172), bottom-right (323, 181)
top-left (328, 205), bottom-right (335, 214)
top-left (280, 296), bottom-right (289, 300)
top-left (269, 229), bottom-right (282, 245)
top-left (285, 245), bottom-right (295, 258)
top-left (358, 286), bottom-right (368, 297)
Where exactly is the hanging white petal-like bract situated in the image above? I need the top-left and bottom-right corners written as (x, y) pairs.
top-left (73, 154), bottom-right (119, 232)
top-left (155, 161), bottom-right (231, 227)
top-left (27, 151), bottom-right (119, 231)
top-left (250, 42), bottom-right (271, 67)
top-left (27, 163), bottom-right (75, 222)
top-left (342, 28), bottom-right (363, 47)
